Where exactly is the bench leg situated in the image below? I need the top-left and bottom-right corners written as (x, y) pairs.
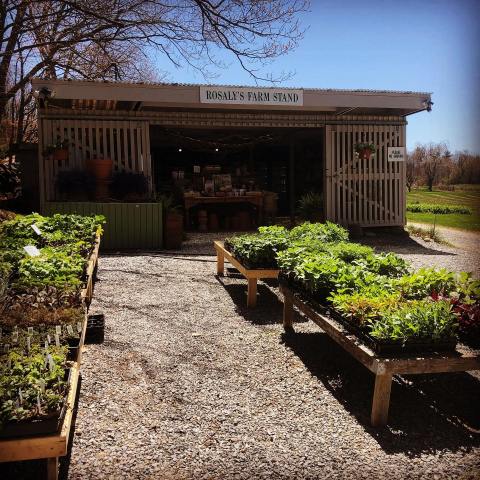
top-left (47, 457), bottom-right (59, 480)
top-left (247, 278), bottom-right (257, 307)
top-left (216, 250), bottom-right (224, 276)
top-left (371, 373), bottom-right (393, 427)
top-left (283, 292), bottom-right (294, 330)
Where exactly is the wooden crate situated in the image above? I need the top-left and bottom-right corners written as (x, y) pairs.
top-left (214, 241), bottom-right (279, 307)
top-left (281, 285), bottom-right (480, 427)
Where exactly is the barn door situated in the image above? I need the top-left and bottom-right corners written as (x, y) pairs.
top-left (325, 124), bottom-right (406, 227)
top-left (39, 118), bottom-right (152, 202)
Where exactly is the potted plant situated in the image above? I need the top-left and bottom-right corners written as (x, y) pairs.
top-left (158, 194), bottom-right (183, 249)
top-left (85, 154), bottom-right (113, 181)
top-left (53, 140), bottom-right (69, 161)
top-left (109, 171), bottom-right (149, 201)
top-left (297, 191), bottom-right (324, 222)
top-left (56, 169), bottom-right (96, 201)
top-left (355, 143), bottom-right (376, 160)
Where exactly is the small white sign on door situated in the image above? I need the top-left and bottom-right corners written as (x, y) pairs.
top-left (387, 146), bottom-right (406, 162)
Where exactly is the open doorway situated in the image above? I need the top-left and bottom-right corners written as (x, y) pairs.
top-left (150, 126), bottom-right (323, 230)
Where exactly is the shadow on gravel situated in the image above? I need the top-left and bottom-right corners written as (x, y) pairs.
top-left (359, 231), bottom-right (456, 256)
top-left (282, 330), bottom-right (480, 457)
top-left (215, 275), bottom-right (284, 325)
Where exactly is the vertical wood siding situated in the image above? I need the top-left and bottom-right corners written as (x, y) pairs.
top-left (325, 124), bottom-right (406, 227)
top-left (43, 202), bottom-right (163, 250)
top-left (40, 119), bottom-right (152, 202)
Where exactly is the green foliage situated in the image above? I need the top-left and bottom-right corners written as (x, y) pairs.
top-left (451, 272), bottom-right (480, 303)
top-left (330, 291), bottom-right (401, 326)
top-left (357, 252), bottom-right (410, 277)
top-left (406, 203), bottom-right (472, 214)
top-left (368, 300), bottom-right (457, 343)
top-left (0, 345), bottom-right (68, 425)
top-left (16, 248), bottom-right (85, 289)
top-left (280, 251), bottom-right (393, 300)
top-left (326, 242), bottom-right (374, 262)
top-left (289, 221), bottom-right (349, 243)
top-left (354, 143), bottom-right (375, 153)
top-left (0, 213), bottom-right (103, 301)
top-left (225, 236), bottom-right (287, 269)
top-left (297, 192), bottom-right (323, 221)
top-left (0, 213), bottom-right (104, 245)
top-left (395, 268), bottom-right (457, 300)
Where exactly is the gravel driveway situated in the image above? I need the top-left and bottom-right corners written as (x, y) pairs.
top-left (2, 233), bottom-right (480, 480)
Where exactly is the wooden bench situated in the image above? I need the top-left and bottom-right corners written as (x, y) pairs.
top-left (214, 240), bottom-right (279, 307)
top-left (281, 285), bottom-right (480, 427)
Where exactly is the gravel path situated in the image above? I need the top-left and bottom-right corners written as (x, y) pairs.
top-left (2, 231), bottom-right (480, 479)
top-left (360, 227), bottom-right (480, 278)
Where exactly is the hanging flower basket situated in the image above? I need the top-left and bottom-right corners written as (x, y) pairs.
top-left (43, 140), bottom-right (69, 161)
top-left (355, 143), bottom-right (376, 160)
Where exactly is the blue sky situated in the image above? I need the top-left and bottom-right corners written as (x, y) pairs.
top-left (154, 0), bottom-right (480, 153)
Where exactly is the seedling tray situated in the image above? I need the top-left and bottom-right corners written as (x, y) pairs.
top-left (278, 274), bottom-right (458, 356)
top-left (0, 369), bottom-right (70, 439)
top-left (0, 405), bottom-right (67, 439)
top-left (66, 336), bottom-right (81, 361)
top-left (86, 314), bottom-right (104, 344)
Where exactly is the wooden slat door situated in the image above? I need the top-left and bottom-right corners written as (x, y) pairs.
top-left (325, 124), bottom-right (406, 227)
top-left (39, 119), bottom-right (152, 202)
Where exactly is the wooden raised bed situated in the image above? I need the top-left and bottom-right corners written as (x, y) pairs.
top-left (0, 313), bottom-right (87, 479)
top-left (214, 240), bottom-right (279, 307)
top-left (80, 234), bottom-right (101, 307)
top-left (281, 284), bottom-right (480, 427)
top-left (0, 236), bottom-right (101, 479)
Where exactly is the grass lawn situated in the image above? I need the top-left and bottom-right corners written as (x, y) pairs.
top-left (406, 186), bottom-right (480, 231)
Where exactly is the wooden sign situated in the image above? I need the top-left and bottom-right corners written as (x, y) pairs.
top-left (200, 86), bottom-right (303, 106)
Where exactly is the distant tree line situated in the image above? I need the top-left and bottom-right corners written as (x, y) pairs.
top-left (406, 143), bottom-right (480, 191)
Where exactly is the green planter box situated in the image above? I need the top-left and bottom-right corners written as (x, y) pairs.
top-left (43, 202), bottom-right (163, 250)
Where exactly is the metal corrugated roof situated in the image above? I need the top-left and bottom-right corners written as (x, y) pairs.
top-left (39, 78), bottom-right (431, 96)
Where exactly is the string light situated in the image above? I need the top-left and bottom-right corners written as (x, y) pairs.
top-left (178, 148), bottom-right (182, 152)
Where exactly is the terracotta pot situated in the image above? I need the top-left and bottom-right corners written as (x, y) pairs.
top-left (53, 148), bottom-right (68, 162)
top-left (86, 157), bottom-right (113, 180)
top-left (165, 212), bottom-right (183, 249)
top-left (359, 149), bottom-right (372, 160)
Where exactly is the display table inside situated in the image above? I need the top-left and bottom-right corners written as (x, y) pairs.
top-left (280, 284), bottom-right (480, 427)
top-left (185, 194), bottom-right (264, 230)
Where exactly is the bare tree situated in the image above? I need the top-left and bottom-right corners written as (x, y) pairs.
top-left (405, 151), bottom-right (421, 192)
top-left (0, 0), bottom-right (309, 149)
top-left (413, 142), bottom-right (450, 191)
